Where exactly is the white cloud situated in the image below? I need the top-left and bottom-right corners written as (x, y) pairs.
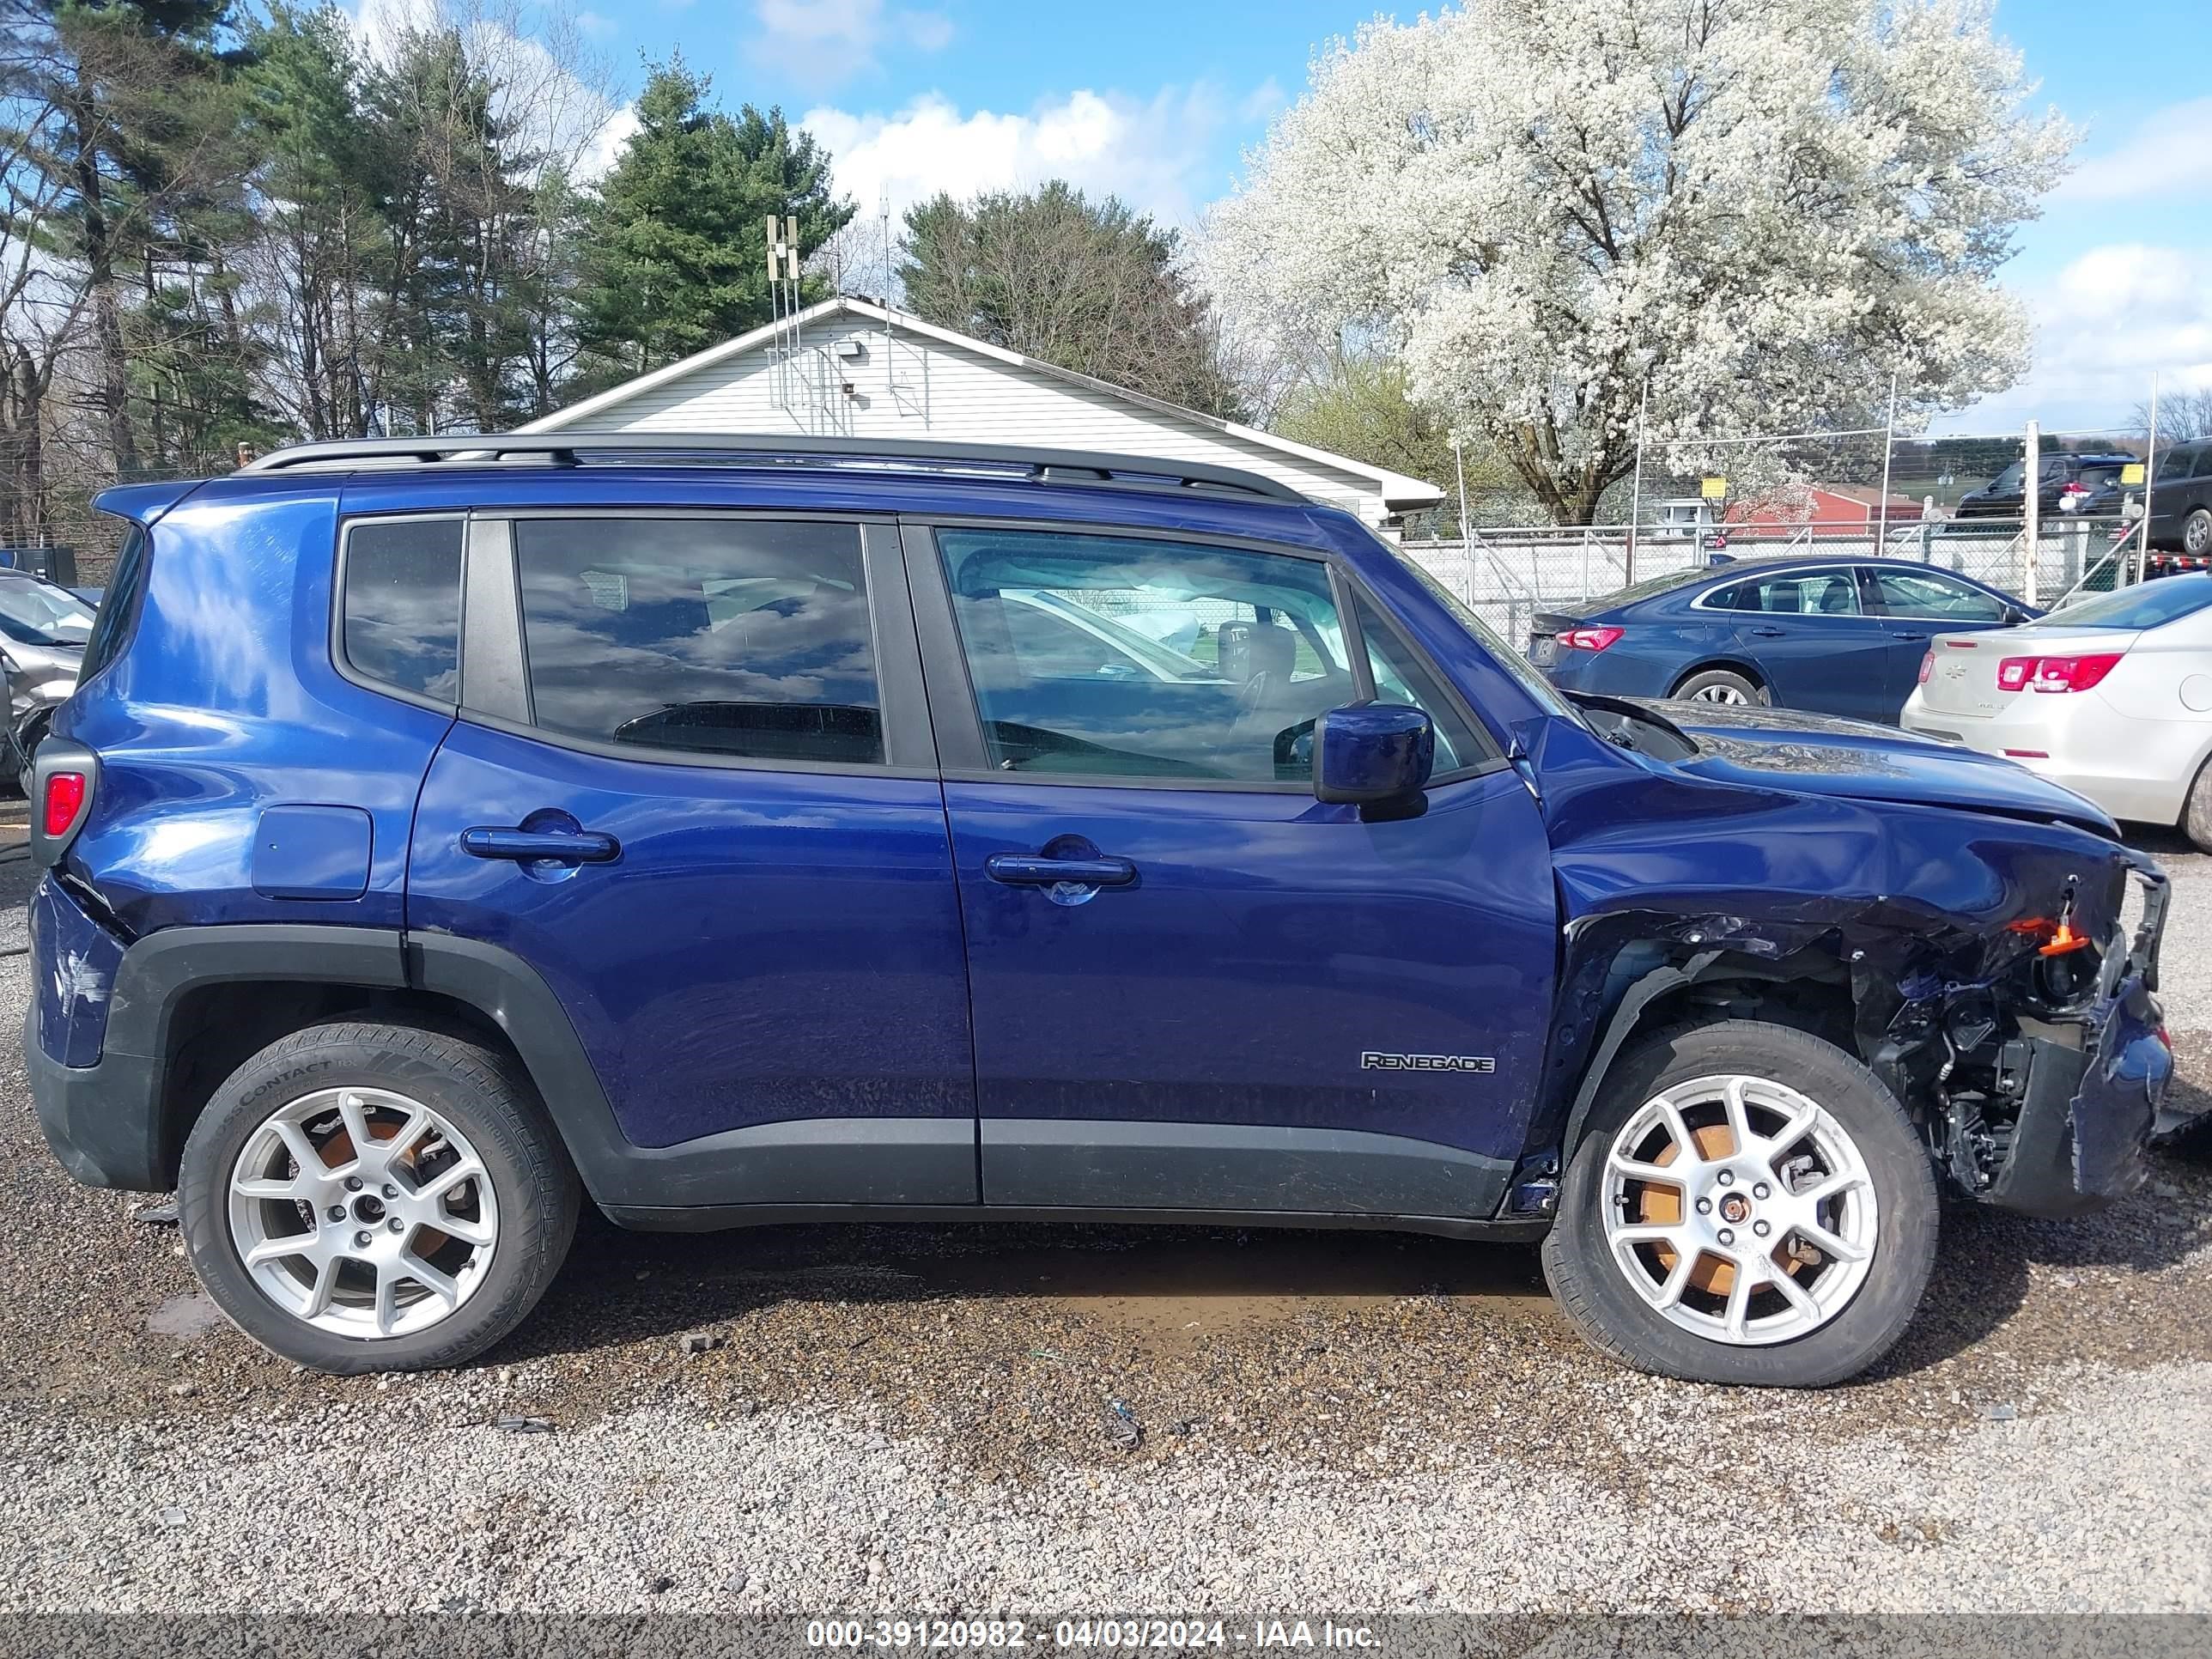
top-left (1930, 244), bottom-right (2212, 432)
top-left (802, 85), bottom-right (1234, 231)
top-left (749, 0), bottom-right (954, 92)
top-left (2058, 97), bottom-right (2212, 205)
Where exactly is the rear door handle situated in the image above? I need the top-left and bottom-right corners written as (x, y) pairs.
top-left (460, 826), bottom-right (621, 863)
top-left (986, 853), bottom-right (1137, 888)
top-left (1891, 630), bottom-right (1929, 641)
top-left (1748, 627), bottom-right (1788, 638)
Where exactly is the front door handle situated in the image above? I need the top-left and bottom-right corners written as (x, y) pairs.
top-left (987, 853), bottom-right (1137, 888)
top-left (1748, 626), bottom-right (1788, 638)
top-left (1891, 630), bottom-right (1929, 641)
top-left (460, 826), bottom-right (621, 863)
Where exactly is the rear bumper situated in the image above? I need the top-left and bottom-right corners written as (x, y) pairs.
top-left (1900, 699), bottom-right (2195, 826)
top-left (27, 1000), bottom-right (167, 1191)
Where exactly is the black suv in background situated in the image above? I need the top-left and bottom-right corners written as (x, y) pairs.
top-left (2148, 439), bottom-right (2212, 556)
top-left (1954, 450), bottom-right (2138, 520)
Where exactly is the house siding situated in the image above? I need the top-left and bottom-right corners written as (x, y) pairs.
top-left (555, 314), bottom-right (1394, 522)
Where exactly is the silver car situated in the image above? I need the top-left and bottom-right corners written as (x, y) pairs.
top-left (0, 571), bottom-right (93, 795)
top-left (1902, 573), bottom-right (2212, 845)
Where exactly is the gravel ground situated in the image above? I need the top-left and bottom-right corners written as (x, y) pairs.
top-left (2, 823), bottom-right (2209, 1617)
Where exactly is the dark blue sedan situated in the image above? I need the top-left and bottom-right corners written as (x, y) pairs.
top-left (1528, 556), bottom-right (2035, 723)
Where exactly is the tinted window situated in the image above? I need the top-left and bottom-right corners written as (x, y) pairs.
top-left (2049, 574), bottom-right (2212, 631)
top-left (2075, 463), bottom-right (2126, 491)
top-left (1353, 595), bottom-right (1493, 773)
top-left (80, 524), bottom-right (149, 680)
top-left (1869, 569), bottom-right (2005, 623)
top-left (516, 517), bottom-right (879, 764)
top-left (938, 528), bottom-right (1352, 781)
top-left (1709, 570), bottom-right (1860, 617)
top-left (342, 518), bottom-right (462, 699)
top-left (2193, 447), bottom-right (2212, 481)
top-left (1985, 461), bottom-right (2025, 491)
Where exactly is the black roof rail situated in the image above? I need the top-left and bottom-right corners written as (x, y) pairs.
top-left (235, 431), bottom-right (1310, 504)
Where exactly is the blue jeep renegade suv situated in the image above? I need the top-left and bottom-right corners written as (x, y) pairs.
top-left (27, 434), bottom-right (2175, 1387)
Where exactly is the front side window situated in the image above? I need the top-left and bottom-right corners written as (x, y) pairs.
top-left (516, 517), bottom-right (880, 764)
top-left (1868, 569), bottom-right (2005, 623)
top-left (937, 527), bottom-right (1352, 781)
top-left (342, 518), bottom-right (462, 700)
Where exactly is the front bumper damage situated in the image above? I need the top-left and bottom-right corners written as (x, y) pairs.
top-left (1912, 854), bottom-right (2173, 1218)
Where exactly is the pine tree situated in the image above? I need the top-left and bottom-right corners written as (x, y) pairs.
top-left (577, 61), bottom-right (852, 376)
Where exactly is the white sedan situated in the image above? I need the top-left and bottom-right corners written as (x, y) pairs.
top-left (1902, 574), bottom-right (2212, 847)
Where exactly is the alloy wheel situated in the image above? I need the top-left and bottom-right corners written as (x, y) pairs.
top-left (1601, 1073), bottom-right (1878, 1346)
top-left (226, 1086), bottom-right (500, 1339)
top-left (1689, 683), bottom-right (1750, 705)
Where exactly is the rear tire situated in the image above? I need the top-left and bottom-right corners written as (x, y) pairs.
top-left (1541, 1019), bottom-right (1936, 1387)
top-left (177, 1021), bottom-right (580, 1375)
top-left (2186, 508), bottom-right (2212, 560)
top-left (2183, 753), bottom-right (2212, 854)
top-left (1670, 667), bottom-right (1767, 707)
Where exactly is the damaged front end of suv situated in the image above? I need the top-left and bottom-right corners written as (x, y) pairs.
top-left (1524, 698), bottom-right (2176, 1224)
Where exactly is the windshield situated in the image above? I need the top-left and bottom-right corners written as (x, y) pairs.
top-left (0, 576), bottom-right (94, 647)
top-left (1581, 563), bottom-right (1715, 609)
top-left (2046, 574), bottom-right (2212, 631)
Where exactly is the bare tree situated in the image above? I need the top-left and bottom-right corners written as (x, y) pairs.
top-left (2136, 387), bottom-right (2212, 447)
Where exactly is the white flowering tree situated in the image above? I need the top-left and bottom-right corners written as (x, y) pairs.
top-left (1206, 0), bottom-right (2074, 525)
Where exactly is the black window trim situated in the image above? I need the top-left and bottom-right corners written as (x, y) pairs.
top-left (331, 510), bottom-right (469, 714)
top-left (901, 513), bottom-right (1506, 794)
top-left (453, 507), bottom-right (933, 778)
top-left (79, 520), bottom-right (152, 687)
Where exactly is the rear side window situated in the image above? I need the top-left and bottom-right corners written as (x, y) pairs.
top-left (514, 517), bottom-right (880, 765)
top-left (81, 524), bottom-right (149, 680)
top-left (342, 518), bottom-right (463, 701)
top-left (1708, 571), bottom-right (1860, 617)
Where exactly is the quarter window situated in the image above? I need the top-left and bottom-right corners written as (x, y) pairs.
top-left (937, 527), bottom-right (1352, 781)
top-left (342, 518), bottom-right (463, 700)
top-left (514, 517), bottom-right (881, 765)
top-left (1353, 595), bottom-right (1494, 773)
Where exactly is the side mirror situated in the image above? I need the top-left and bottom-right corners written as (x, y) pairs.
top-left (2001, 605), bottom-right (2030, 626)
top-left (1313, 701), bottom-right (1434, 810)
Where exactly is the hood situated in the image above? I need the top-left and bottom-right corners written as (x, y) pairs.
top-left (1637, 697), bottom-right (2118, 836)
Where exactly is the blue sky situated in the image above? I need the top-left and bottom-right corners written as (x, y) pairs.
top-left (558, 0), bottom-right (2212, 434)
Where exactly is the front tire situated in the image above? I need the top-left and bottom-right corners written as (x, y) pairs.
top-left (1541, 1020), bottom-right (1936, 1387)
top-left (2185, 507), bottom-right (2212, 559)
top-left (1670, 667), bottom-right (1767, 707)
top-left (178, 1021), bottom-right (580, 1375)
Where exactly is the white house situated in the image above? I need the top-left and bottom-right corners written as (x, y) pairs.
top-left (519, 295), bottom-right (1443, 527)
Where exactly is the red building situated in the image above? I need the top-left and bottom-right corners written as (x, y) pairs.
top-left (1728, 483), bottom-right (1926, 533)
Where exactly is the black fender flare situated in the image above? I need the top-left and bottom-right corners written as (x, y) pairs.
top-left (1556, 948), bottom-right (1723, 1160)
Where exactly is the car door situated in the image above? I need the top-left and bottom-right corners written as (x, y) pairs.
top-left (906, 519), bottom-right (1558, 1221)
top-left (406, 510), bottom-right (977, 1206)
top-left (1710, 567), bottom-right (1898, 720)
top-left (1859, 565), bottom-right (2015, 716)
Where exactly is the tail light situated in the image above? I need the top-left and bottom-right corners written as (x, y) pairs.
top-left (29, 740), bottom-right (98, 869)
top-left (1557, 626), bottom-right (1624, 652)
top-left (42, 771), bottom-right (85, 839)
top-left (1916, 649), bottom-right (1934, 685)
top-left (1996, 653), bottom-right (2123, 693)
